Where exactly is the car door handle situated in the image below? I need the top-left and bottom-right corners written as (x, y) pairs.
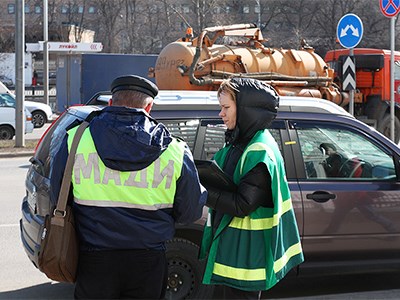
top-left (306, 191), bottom-right (336, 203)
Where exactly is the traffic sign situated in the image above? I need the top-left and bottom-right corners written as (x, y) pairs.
top-left (380, 0), bottom-right (400, 18)
top-left (337, 14), bottom-right (363, 49)
top-left (342, 56), bottom-right (356, 91)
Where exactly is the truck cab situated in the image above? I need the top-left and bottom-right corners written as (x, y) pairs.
top-left (325, 48), bottom-right (400, 142)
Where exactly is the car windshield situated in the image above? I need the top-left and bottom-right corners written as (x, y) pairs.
top-left (0, 93), bottom-right (16, 108)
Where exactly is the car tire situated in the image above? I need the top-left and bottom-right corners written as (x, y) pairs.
top-left (0, 125), bottom-right (14, 140)
top-left (32, 111), bottom-right (47, 128)
top-left (166, 238), bottom-right (213, 300)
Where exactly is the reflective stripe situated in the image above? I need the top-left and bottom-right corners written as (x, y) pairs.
top-left (74, 153), bottom-right (100, 184)
top-left (240, 142), bottom-right (276, 174)
top-left (74, 197), bottom-right (173, 210)
top-left (73, 152), bottom-right (176, 189)
top-left (212, 242), bottom-right (303, 281)
top-left (213, 263), bottom-right (266, 281)
top-left (206, 211), bottom-right (212, 227)
top-left (228, 198), bottom-right (293, 230)
top-left (274, 242), bottom-right (303, 273)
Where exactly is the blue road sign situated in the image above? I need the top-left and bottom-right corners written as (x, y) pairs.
top-left (337, 14), bottom-right (363, 49)
top-left (380, 0), bottom-right (400, 17)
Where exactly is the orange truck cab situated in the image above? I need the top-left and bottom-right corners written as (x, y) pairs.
top-left (324, 48), bottom-right (400, 141)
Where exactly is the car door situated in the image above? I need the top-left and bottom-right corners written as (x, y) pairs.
top-left (193, 118), bottom-right (304, 235)
top-left (290, 119), bottom-right (400, 266)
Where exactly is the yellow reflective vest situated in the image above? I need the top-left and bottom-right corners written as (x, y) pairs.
top-left (67, 126), bottom-right (185, 210)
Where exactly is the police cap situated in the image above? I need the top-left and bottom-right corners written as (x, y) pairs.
top-left (110, 75), bottom-right (159, 98)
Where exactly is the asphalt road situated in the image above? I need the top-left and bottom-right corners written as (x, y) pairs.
top-left (0, 157), bottom-right (74, 299)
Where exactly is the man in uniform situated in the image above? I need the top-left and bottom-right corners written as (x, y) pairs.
top-left (50, 75), bottom-right (206, 299)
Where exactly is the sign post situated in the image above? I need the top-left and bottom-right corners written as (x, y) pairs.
top-left (15, 0), bottom-right (25, 147)
top-left (337, 14), bottom-right (363, 116)
top-left (380, 0), bottom-right (400, 142)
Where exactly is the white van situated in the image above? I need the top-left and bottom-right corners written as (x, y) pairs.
top-left (0, 86), bottom-right (34, 140)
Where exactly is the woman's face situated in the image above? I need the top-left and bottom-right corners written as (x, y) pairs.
top-left (218, 91), bottom-right (237, 130)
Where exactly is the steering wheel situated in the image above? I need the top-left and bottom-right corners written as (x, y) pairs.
top-left (339, 158), bottom-right (364, 178)
top-left (322, 153), bottom-right (345, 177)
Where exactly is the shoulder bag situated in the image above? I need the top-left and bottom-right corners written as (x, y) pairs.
top-left (38, 121), bottom-right (89, 283)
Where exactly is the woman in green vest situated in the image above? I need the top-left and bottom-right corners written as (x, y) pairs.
top-left (200, 77), bottom-right (304, 299)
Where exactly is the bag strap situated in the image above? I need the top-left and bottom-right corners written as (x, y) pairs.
top-left (54, 121), bottom-right (89, 217)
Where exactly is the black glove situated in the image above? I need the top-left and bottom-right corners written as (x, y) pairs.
top-left (205, 185), bottom-right (221, 209)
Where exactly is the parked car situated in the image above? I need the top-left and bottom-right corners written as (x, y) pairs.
top-left (0, 81), bottom-right (54, 128)
top-left (20, 91), bottom-right (400, 299)
top-left (24, 100), bottom-right (54, 128)
top-left (0, 92), bottom-right (34, 139)
top-left (0, 75), bottom-right (13, 88)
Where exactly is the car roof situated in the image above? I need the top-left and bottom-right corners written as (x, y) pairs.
top-left (90, 90), bottom-right (351, 117)
top-left (154, 91), bottom-right (351, 117)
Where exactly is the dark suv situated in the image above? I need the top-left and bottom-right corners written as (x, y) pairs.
top-left (20, 91), bottom-right (400, 299)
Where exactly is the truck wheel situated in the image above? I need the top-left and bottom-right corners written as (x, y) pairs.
top-left (0, 125), bottom-right (14, 140)
top-left (166, 238), bottom-right (213, 300)
top-left (32, 111), bottom-right (47, 128)
top-left (378, 114), bottom-right (400, 143)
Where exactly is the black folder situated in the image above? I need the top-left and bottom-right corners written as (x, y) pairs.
top-left (195, 160), bottom-right (236, 191)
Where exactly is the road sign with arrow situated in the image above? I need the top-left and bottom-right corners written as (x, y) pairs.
top-left (337, 14), bottom-right (363, 49)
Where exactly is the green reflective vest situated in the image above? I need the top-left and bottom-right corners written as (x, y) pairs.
top-left (200, 129), bottom-right (304, 291)
top-left (67, 126), bottom-right (185, 210)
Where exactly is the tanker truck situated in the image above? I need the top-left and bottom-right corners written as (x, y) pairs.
top-left (149, 23), bottom-right (399, 142)
top-left (150, 23), bottom-right (346, 107)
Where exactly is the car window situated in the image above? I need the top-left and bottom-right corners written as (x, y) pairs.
top-left (201, 122), bottom-right (226, 159)
top-left (295, 122), bottom-right (396, 180)
top-left (270, 120), bottom-right (284, 153)
top-left (161, 118), bottom-right (283, 160)
top-left (0, 93), bottom-right (16, 108)
top-left (161, 119), bottom-right (225, 159)
top-left (199, 122), bottom-right (283, 159)
top-left (162, 119), bottom-right (200, 151)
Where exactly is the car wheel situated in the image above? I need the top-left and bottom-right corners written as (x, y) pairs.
top-left (166, 238), bottom-right (213, 300)
top-left (0, 125), bottom-right (14, 140)
top-left (32, 111), bottom-right (47, 128)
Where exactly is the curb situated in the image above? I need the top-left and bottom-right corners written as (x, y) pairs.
top-left (0, 151), bottom-right (34, 158)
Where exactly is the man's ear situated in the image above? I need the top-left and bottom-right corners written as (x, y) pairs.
top-left (109, 99), bottom-right (113, 106)
top-left (144, 101), bottom-right (154, 113)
